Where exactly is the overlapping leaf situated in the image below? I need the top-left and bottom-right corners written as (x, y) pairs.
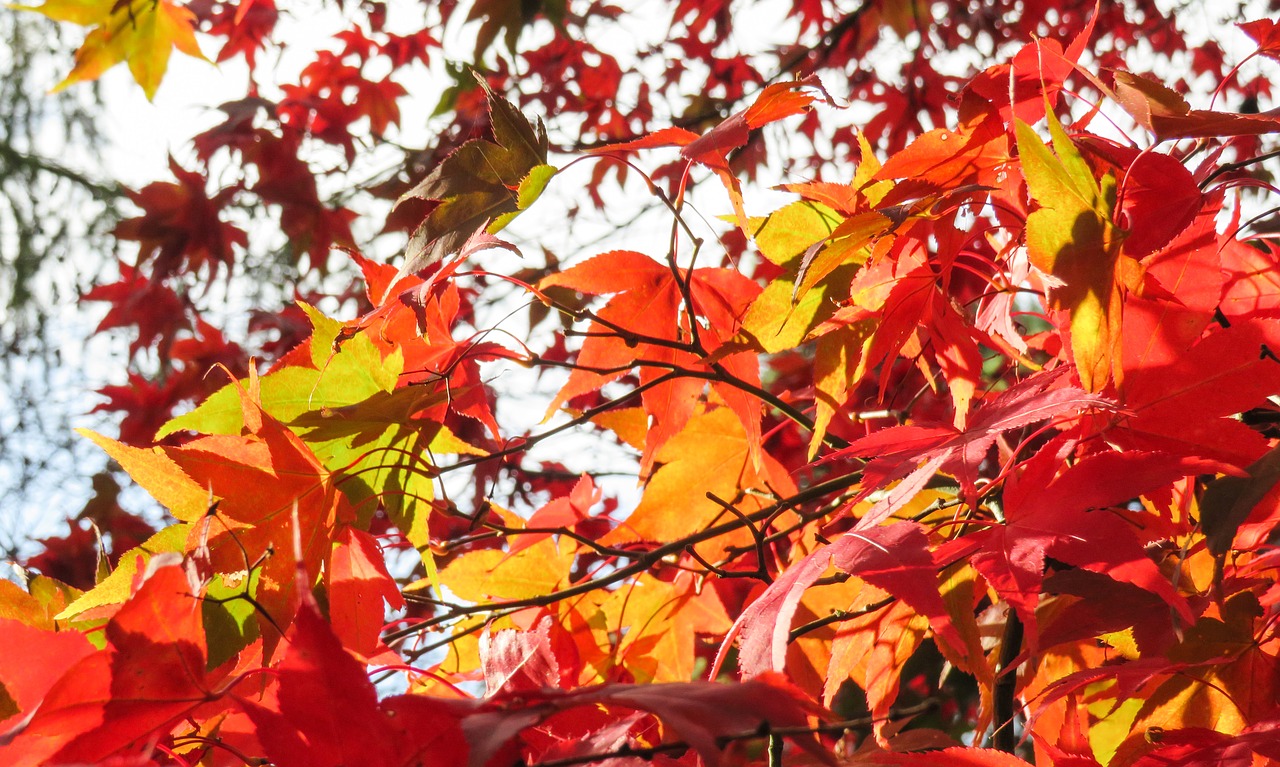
top-left (15, 0), bottom-right (205, 98)
top-left (1016, 112), bottom-right (1128, 391)
top-left (388, 77), bottom-right (550, 273)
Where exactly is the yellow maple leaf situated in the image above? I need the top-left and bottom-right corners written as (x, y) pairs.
top-left (16, 0), bottom-right (205, 100)
top-left (602, 407), bottom-right (797, 546)
top-left (1016, 112), bottom-right (1131, 391)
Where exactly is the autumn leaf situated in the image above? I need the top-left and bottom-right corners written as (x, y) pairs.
top-left (16, 0), bottom-right (206, 99)
top-left (601, 407), bottom-right (794, 546)
top-left (388, 76), bottom-right (550, 273)
top-left (442, 537), bottom-right (576, 603)
top-left (1105, 320), bottom-right (1280, 468)
top-left (831, 366), bottom-right (1113, 526)
top-left (540, 250), bottom-right (762, 473)
top-left (1016, 112), bottom-right (1128, 391)
top-left (54, 524), bottom-right (188, 621)
top-left (479, 615), bottom-right (569, 695)
top-left (591, 77), bottom-right (830, 228)
top-left (601, 572), bottom-right (731, 682)
top-left (724, 522), bottom-right (962, 679)
top-left (941, 449), bottom-right (1216, 638)
top-left (455, 673), bottom-right (833, 767)
top-left (238, 599), bottom-right (409, 767)
top-left (0, 562), bottom-right (218, 766)
top-left (326, 527), bottom-right (405, 659)
top-left (108, 375), bottom-right (357, 637)
top-left (1110, 70), bottom-right (1280, 140)
top-left (161, 303), bottom-right (483, 562)
top-left (0, 619), bottom-right (94, 725)
top-left (1240, 18), bottom-right (1280, 60)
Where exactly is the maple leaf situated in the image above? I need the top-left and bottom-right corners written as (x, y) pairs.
top-left (961, 7), bottom-right (1098, 127)
top-left (828, 599), bottom-right (929, 742)
top-left (82, 261), bottom-right (189, 358)
top-left (0, 618), bottom-right (95, 725)
top-left (239, 599), bottom-right (409, 767)
top-left (17, 0), bottom-right (206, 99)
top-left (326, 527), bottom-right (405, 660)
top-left (853, 747), bottom-right (1035, 766)
top-left (479, 615), bottom-right (569, 696)
top-left (940, 449), bottom-right (1218, 639)
top-left (1119, 192), bottom-right (1225, 373)
top-left (160, 303), bottom-right (484, 562)
top-left (1240, 18), bottom-right (1280, 60)
top-left (0, 562), bottom-right (218, 766)
top-left (830, 366), bottom-right (1113, 527)
top-left (813, 242), bottom-right (991, 425)
top-left (388, 76), bottom-right (551, 273)
top-left (452, 673), bottom-right (832, 767)
top-left (442, 537), bottom-right (577, 604)
top-left (1102, 320), bottom-right (1280, 468)
top-left (91, 374), bottom-right (356, 638)
top-left (1109, 70), bottom-right (1280, 141)
top-left (1016, 111), bottom-right (1129, 391)
top-left (724, 522), bottom-right (963, 679)
top-left (600, 407), bottom-right (794, 546)
top-left (540, 250), bottom-right (762, 473)
top-left (590, 77), bottom-right (830, 228)
top-left (600, 572), bottom-right (732, 683)
top-left (113, 158), bottom-right (247, 280)
top-left (872, 115), bottom-right (1010, 200)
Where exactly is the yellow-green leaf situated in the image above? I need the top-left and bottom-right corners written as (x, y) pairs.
top-left (1015, 114), bottom-right (1126, 391)
top-left (37, 0), bottom-right (206, 100)
top-left (54, 525), bottom-right (187, 621)
top-left (792, 210), bottom-right (889, 302)
top-left (748, 201), bottom-right (842, 266)
top-left (738, 260), bottom-right (861, 353)
top-left (158, 303), bottom-right (398, 438)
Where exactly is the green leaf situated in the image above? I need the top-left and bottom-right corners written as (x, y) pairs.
top-left (203, 570), bottom-right (261, 669)
top-left (158, 303), bottom-right (399, 439)
top-left (290, 385), bottom-right (485, 550)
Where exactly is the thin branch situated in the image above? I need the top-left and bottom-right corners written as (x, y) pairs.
top-left (526, 699), bottom-right (940, 767)
top-left (384, 469), bottom-right (865, 644)
top-left (788, 595), bottom-right (896, 642)
top-left (991, 609), bottom-right (1024, 754)
top-left (0, 139), bottom-right (124, 201)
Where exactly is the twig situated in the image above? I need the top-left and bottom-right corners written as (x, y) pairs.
top-left (384, 469), bottom-right (865, 644)
top-left (526, 699), bottom-right (940, 767)
top-left (991, 609), bottom-right (1024, 754)
top-left (788, 596), bottom-right (896, 642)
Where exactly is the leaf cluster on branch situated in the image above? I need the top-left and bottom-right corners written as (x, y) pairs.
top-left (7, 1), bottom-right (1280, 766)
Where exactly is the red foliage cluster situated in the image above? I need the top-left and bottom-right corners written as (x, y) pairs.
top-left (9, 1), bottom-right (1280, 766)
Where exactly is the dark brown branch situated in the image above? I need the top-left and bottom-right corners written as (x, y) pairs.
top-left (437, 371), bottom-right (682, 475)
top-left (384, 469), bottom-right (865, 644)
top-left (991, 609), bottom-right (1024, 754)
top-left (526, 699), bottom-right (940, 767)
top-left (788, 595), bottom-right (896, 642)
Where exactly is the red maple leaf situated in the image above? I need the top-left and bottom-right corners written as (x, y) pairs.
top-left (0, 563), bottom-right (220, 766)
top-left (114, 158), bottom-right (246, 281)
top-left (540, 249), bottom-right (762, 472)
top-left (939, 449), bottom-right (1220, 639)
